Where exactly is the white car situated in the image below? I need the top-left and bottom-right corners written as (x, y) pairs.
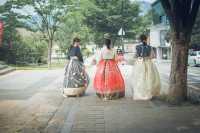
top-left (188, 51), bottom-right (200, 66)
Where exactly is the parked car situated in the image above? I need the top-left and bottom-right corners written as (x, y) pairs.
top-left (188, 50), bottom-right (200, 66)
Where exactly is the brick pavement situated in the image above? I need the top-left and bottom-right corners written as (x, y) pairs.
top-left (44, 65), bottom-right (200, 133)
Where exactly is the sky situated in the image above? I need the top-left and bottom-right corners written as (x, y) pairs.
top-left (131, 0), bottom-right (156, 3)
top-left (0, 0), bottom-right (6, 5)
top-left (143, 0), bottom-right (155, 3)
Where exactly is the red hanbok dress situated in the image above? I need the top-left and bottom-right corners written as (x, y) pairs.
top-left (93, 48), bottom-right (125, 99)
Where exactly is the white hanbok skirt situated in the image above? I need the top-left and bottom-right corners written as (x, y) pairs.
top-left (131, 58), bottom-right (161, 100)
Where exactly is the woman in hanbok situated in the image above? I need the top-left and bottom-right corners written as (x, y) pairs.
top-left (94, 34), bottom-right (125, 100)
top-left (116, 49), bottom-right (126, 65)
top-left (132, 34), bottom-right (161, 100)
top-left (62, 37), bottom-right (89, 97)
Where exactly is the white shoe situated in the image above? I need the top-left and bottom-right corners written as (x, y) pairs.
top-left (62, 94), bottom-right (67, 98)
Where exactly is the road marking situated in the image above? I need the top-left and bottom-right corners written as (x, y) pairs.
top-left (160, 72), bottom-right (200, 91)
top-left (160, 72), bottom-right (200, 82)
top-left (188, 82), bottom-right (200, 84)
top-left (160, 80), bottom-right (200, 91)
top-left (188, 85), bottom-right (200, 91)
top-left (188, 72), bottom-right (200, 77)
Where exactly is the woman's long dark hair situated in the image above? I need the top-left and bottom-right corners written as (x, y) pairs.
top-left (105, 39), bottom-right (111, 49)
top-left (140, 34), bottom-right (147, 44)
top-left (73, 37), bottom-right (80, 45)
top-left (69, 37), bottom-right (81, 51)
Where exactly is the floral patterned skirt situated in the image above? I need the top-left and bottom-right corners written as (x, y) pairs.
top-left (94, 59), bottom-right (125, 100)
top-left (63, 58), bottom-right (89, 96)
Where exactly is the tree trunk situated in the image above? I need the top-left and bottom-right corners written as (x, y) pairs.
top-left (48, 39), bottom-right (53, 69)
top-left (169, 33), bottom-right (189, 102)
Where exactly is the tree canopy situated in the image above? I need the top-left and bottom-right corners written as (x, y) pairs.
top-left (84, 0), bottom-right (140, 38)
top-left (0, 0), bottom-right (153, 64)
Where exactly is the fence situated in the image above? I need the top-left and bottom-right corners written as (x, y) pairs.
top-left (0, 47), bottom-right (46, 65)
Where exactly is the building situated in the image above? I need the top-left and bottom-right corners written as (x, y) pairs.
top-left (124, 41), bottom-right (138, 54)
top-left (150, 0), bottom-right (200, 60)
top-left (150, 0), bottom-right (171, 60)
top-left (191, 7), bottom-right (200, 50)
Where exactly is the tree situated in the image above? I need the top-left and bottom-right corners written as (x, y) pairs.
top-left (0, 0), bottom-right (29, 63)
top-left (18, 33), bottom-right (48, 64)
top-left (55, 0), bottom-right (95, 53)
top-left (0, 0), bottom-right (27, 47)
top-left (55, 11), bottom-right (92, 54)
top-left (160, 0), bottom-right (200, 102)
top-left (28, 0), bottom-right (68, 68)
top-left (84, 0), bottom-right (140, 42)
top-left (131, 10), bottom-right (153, 39)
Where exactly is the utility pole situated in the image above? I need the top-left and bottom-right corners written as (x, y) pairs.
top-left (121, 0), bottom-right (125, 51)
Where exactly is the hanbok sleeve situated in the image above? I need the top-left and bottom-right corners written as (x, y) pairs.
top-left (100, 50), bottom-right (103, 60)
top-left (114, 49), bottom-right (118, 61)
top-left (66, 48), bottom-right (70, 60)
top-left (67, 51), bottom-right (70, 60)
top-left (75, 47), bottom-right (84, 62)
top-left (135, 45), bottom-right (140, 58)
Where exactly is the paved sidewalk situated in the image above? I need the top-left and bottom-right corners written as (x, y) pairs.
top-left (47, 96), bottom-right (200, 133)
top-left (0, 66), bottom-right (200, 133)
top-left (45, 65), bottom-right (200, 133)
